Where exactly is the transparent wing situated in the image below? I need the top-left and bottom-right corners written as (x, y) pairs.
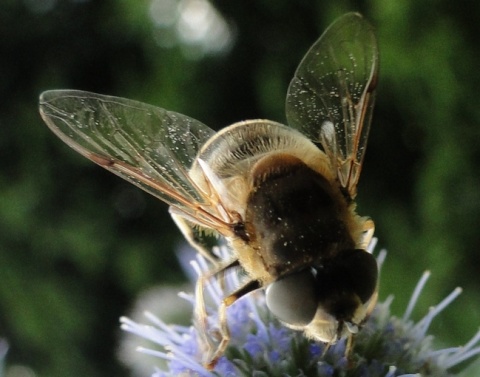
top-left (286, 12), bottom-right (378, 198)
top-left (39, 90), bottom-right (231, 233)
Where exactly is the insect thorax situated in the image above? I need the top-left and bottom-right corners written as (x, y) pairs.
top-left (244, 153), bottom-right (355, 278)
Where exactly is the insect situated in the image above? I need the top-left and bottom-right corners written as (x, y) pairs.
top-left (39, 12), bottom-right (379, 368)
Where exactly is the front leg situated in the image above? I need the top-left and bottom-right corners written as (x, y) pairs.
top-left (193, 257), bottom-right (261, 369)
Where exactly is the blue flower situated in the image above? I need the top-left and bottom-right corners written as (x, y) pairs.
top-left (120, 240), bottom-right (480, 376)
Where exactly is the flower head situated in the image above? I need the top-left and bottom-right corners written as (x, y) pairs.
top-left (120, 240), bottom-right (480, 376)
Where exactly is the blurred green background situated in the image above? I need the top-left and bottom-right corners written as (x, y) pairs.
top-left (1, 0), bottom-right (480, 376)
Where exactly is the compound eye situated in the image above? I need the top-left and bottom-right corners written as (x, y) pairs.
top-left (266, 269), bottom-right (317, 326)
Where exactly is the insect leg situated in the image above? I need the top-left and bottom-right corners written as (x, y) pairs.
top-left (205, 279), bottom-right (261, 369)
top-left (363, 289), bottom-right (378, 319)
top-left (345, 332), bottom-right (357, 368)
top-left (357, 217), bottom-right (375, 250)
top-left (171, 212), bottom-right (221, 264)
top-left (194, 258), bottom-right (241, 365)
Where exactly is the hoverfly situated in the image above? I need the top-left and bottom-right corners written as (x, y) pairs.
top-left (39, 12), bottom-right (379, 368)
